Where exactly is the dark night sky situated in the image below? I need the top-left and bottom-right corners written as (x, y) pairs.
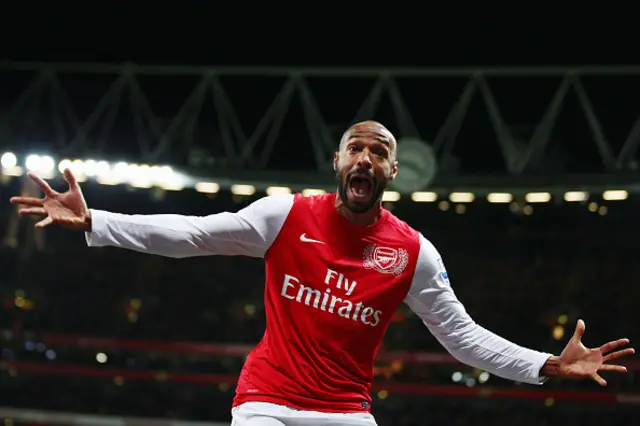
top-left (2, 5), bottom-right (639, 66)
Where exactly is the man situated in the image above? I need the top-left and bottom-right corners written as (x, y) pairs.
top-left (11, 121), bottom-right (634, 426)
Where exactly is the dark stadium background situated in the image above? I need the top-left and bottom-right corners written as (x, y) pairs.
top-left (1, 9), bottom-right (639, 426)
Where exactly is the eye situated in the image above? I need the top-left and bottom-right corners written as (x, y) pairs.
top-left (375, 148), bottom-right (388, 158)
top-left (347, 145), bottom-right (359, 153)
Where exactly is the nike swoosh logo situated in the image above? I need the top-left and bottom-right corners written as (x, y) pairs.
top-left (300, 233), bottom-right (325, 244)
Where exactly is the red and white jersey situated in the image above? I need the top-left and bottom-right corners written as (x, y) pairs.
top-left (87, 193), bottom-right (551, 413)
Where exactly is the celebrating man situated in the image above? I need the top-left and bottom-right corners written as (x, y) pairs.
top-left (11, 121), bottom-right (634, 426)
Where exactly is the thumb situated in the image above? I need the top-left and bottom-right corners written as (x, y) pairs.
top-left (63, 168), bottom-right (80, 190)
top-left (572, 319), bottom-right (586, 341)
top-left (35, 216), bottom-right (54, 228)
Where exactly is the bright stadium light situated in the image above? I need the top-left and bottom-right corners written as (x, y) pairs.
top-left (1, 152), bottom-right (17, 168)
top-left (83, 159), bottom-right (99, 176)
top-left (564, 191), bottom-right (588, 202)
top-left (449, 192), bottom-right (475, 203)
top-left (525, 192), bottom-right (551, 203)
top-left (112, 162), bottom-right (130, 181)
top-left (40, 156), bottom-right (55, 174)
top-left (487, 193), bottom-right (513, 203)
top-left (0, 153), bottom-right (633, 212)
top-left (411, 191), bottom-right (437, 202)
top-left (266, 186), bottom-right (292, 196)
top-left (231, 184), bottom-right (256, 196)
top-left (603, 190), bottom-right (628, 201)
top-left (95, 161), bottom-right (110, 177)
top-left (382, 191), bottom-right (401, 202)
top-left (58, 159), bottom-right (72, 173)
top-left (25, 154), bottom-right (55, 176)
top-left (195, 182), bottom-right (220, 194)
top-left (25, 155), bottom-right (41, 171)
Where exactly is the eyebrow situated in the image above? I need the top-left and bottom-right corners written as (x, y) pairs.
top-left (348, 134), bottom-right (391, 147)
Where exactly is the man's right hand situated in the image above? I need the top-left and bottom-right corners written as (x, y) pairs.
top-left (10, 168), bottom-right (92, 232)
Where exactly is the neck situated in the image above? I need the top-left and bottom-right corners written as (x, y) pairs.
top-left (334, 193), bottom-right (382, 227)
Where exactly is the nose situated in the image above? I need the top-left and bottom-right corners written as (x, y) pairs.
top-left (356, 150), bottom-right (373, 170)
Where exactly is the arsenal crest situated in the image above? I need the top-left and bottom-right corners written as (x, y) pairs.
top-left (363, 244), bottom-right (409, 276)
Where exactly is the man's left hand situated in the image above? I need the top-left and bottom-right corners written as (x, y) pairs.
top-left (543, 319), bottom-right (634, 386)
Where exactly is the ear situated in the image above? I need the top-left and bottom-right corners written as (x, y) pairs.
top-left (333, 152), bottom-right (339, 171)
top-left (389, 160), bottom-right (399, 181)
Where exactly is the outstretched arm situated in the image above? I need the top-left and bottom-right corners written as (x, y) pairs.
top-left (10, 169), bottom-right (294, 259)
top-left (86, 194), bottom-right (294, 258)
top-left (404, 234), bottom-right (633, 386)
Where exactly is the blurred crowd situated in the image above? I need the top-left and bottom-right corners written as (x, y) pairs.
top-left (1, 182), bottom-right (640, 425)
top-left (2, 378), bottom-right (637, 426)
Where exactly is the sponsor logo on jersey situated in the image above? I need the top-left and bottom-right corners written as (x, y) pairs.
top-left (280, 269), bottom-right (383, 327)
top-left (437, 258), bottom-right (450, 283)
top-left (363, 244), bottom-right (408, 276)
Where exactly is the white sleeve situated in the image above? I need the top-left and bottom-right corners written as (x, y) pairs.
top-left (403, 234), bottom-right (553, 385)
top-left (85, 194), bottom-right (294, 259)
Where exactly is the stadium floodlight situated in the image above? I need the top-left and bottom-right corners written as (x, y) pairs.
top-left (25, 154), bottom-right (55, 176)
top-left (564, 191), bottom-right (589, 202)
top-left (231, 184), bottom-right (256, 196)
top-left (1, 152), bottom-right (17, 168)
top-left (0, 153), bottom-right (633, 207)
top-left (266, 186), bottom-right (292, 196)
top-left (449, 192), bottom-right (475, 203)
top-left (603, 190), bottom-right (628, 201)
top-left (382, 191), bottom-right (401, 202)
top-left (486, 193), bottom-right (513, 203)
top-left (411, 192), bottom-right (438, 202)
top-left (525, 192), bottom-right (551, 203)
top-left (194, 182), bottom-right (220, 194)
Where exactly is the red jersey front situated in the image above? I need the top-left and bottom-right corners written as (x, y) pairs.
top-left (233, 193), bottom-right (421, 412)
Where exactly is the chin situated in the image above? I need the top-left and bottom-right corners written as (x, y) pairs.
top-left (345, 196), bottom-right (376, 214)
top-left (345, 203), bottom-right (370, 214)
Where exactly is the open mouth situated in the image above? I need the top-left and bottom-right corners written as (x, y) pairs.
top-left (348, 174), bottom-right (374, 200)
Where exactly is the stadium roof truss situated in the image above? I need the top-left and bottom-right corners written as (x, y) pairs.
top-left (1, 61), bottom-right (640, 194)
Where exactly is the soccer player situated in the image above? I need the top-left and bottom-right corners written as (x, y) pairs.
top-left (11, 121), bottom-right (634, 426)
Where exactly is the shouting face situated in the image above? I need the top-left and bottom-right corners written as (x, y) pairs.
top-left (334, 121), bottom-right (398, 213)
